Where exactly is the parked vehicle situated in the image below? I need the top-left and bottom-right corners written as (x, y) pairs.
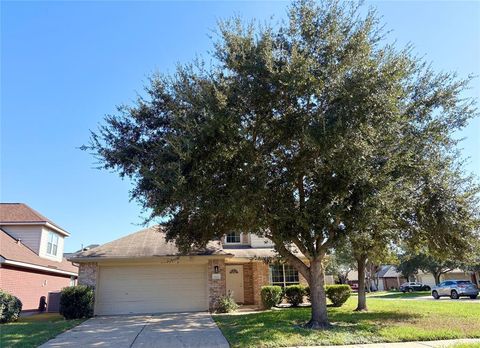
top-left (400, 282), bottom-right (431, 293)
top-left (431, 280), bottom-right (479, 299)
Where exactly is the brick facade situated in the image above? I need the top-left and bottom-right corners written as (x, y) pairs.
top-left (252, 261), bottom-right (270, 306)
top-left (0, 266), bottom-right (72, 311)
top-left (243, 263), bottom-right (254, 305)
top-left (78, 262), bottom-right (97, 288)
top-left (207, 259), bottom-right (226, 311)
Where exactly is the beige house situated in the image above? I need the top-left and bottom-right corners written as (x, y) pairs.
top-left (71, 226), bottom-right (307, 315)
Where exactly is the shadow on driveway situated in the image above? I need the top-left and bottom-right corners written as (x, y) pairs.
top-left (39, 312), bottom-right (229, 348)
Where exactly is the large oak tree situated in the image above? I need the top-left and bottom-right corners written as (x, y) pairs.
top-left (86, 0), bottom-right (477, 328)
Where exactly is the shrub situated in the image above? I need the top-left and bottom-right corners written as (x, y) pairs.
top-left (60, 285), bottom-right (94, 319)
top-left (325, 284), bottom-right (351, 307)
top-left (284, 285), bottom-right (306, 307)
top-left (261, 286), bottom-right (283, 309)
top-left (0, 290), bottom-right (22, 323)
top-left (215, 293), bottom-right (239, 313)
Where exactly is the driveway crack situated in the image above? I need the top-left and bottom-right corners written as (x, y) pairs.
top-left (129, 320), bottom-right (148, 348)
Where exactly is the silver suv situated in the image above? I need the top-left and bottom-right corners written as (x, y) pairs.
top-left (431, 280), bottom-right (479, 299)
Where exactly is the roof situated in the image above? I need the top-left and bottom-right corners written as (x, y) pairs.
top-left (0, 203), bottom-right (69, 236)
top-left (383, 266), bottom-right (403, 278)
top-left (0, 229), bottom-right (78, 275)
top-left (64, 244), bottom-right (100, 258)
top-left (71, 226), bottom-right (231, 261)
top-left (376, 265), bottom-right (394, 278)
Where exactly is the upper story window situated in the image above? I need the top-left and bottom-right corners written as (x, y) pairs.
top-left (225, 231), bottom-right (241, 244)
top-left (47, 231), bottom-right (59, 256)
top-left (270, 264), bottom-right (299, 287)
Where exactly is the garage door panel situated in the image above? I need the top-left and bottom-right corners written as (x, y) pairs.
top-left (96, 264), bottom-right (207, 315)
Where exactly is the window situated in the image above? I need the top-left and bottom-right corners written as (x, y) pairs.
top-left (225, 232), bottom-right (241, 244)
top-left (269, 264), bottom-right (299, 287)
top-left (46, 232), bottom-right (59, 256)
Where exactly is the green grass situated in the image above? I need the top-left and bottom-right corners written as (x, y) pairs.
top-left (214, 298), bottom-right (480, 348)
top-left (0, 313), bottom-right (85, 348)
top-left (367, 290), bottom-right (431, 299)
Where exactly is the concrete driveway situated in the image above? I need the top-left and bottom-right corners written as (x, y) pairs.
top-left (39, 312), bottom-right (229, 348)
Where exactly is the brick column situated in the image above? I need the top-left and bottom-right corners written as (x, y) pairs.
top-left (78, 262), bottom-right (97, 288)
top-left (252, 261), bottom-right (270, 306)
top-left (208, 259), bottom-right (226, 311)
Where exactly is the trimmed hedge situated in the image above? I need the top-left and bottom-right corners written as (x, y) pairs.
top-left (215, 293), bottom-right (239, 313)
top-left (60, 285), bottom-right (94, 319)
top-left (0, 290), bottom-right (22, 323)
top-left (284, 285), bottom-right (306, 307)
top-left (305, 284), bottom-right (352, 307)
top-left (261, 285), bottom-right (283, 309)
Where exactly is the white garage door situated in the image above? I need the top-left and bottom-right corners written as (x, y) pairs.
top-left (96, 264), bottom-right (207, 315)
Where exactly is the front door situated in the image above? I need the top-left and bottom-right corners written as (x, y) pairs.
top-left (226, 265), bottom-right (244, 304)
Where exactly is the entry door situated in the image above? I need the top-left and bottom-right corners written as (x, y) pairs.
top-left (226, 265), bottom-right (244, 303)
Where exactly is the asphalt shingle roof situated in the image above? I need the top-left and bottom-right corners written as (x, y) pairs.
top-left (0, 203), bottom-right (69, 235)
top-left (72, 226), bottom-right (230, 260)
top-left (0, 229), bottom-right (78, 274)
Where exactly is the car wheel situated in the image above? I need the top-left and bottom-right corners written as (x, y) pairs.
top-left (432, 291), bottom-right (440, 299)
top-left (408, 288), bottom-right (413, 293)
top-left (470, 295), bottom-right (478, 299)
top-left (424, 286), bottom-right (431, 291)
top-left (450, 290), bottom-right (459, 299)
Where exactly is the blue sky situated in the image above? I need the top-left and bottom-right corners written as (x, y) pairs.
top-left (1, 1), bottom-right (479, 252)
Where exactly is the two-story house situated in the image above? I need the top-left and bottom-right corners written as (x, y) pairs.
top-left (71, 226), bottom-right (308, 315)
top-left (0, 203), bottom-right (78, 311)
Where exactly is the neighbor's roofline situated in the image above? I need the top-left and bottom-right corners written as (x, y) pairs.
top-left (69, 254), bottom-right (233, 263)
top-left (0, 221), bottom-right (70, 236)
top-left (0, 258), bottom-right (78, 276)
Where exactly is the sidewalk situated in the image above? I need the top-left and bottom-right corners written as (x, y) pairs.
top-left (292, 338), bottom-right (480, 348)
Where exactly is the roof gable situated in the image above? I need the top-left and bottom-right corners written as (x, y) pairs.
top-left (0, 229), bottom-right (77, 274)
top-left (0, 203), bottom-right (69, 236)
top-left (72, 226), bottom-right (229, 260)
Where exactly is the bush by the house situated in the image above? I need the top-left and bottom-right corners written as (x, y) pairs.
top-left (0, 290), bottom-right (22, 323)
top-left (284, 285), bottom-right (306, 307)
top-left (325, 284), bottom-right (351, 307)
top-left (59, 285), bottom-right (94, 319)
top-left (215, 292), bottom-right (239, 313)
top-left (261, 285), bottom-right (283, 309)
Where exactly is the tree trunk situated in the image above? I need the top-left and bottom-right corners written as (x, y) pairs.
top-left (355, 255), bottom-right (368, 311)
top-left (433, 272), bottom-right (441, 285)
top-left (305, 258), bottom-right (330, 329)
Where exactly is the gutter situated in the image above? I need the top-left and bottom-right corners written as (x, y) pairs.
top-left (0, 259), bottom-right (78, 277)
top-left (69, 253), bottom-right (234, 263)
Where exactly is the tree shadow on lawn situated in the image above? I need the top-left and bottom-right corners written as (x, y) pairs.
top-left (216, 309), bottom-right (423, 347)
top-left (216, 307), bottom-right (421, 334)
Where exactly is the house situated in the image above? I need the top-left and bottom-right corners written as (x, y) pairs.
top-left (375, 265), bottom-right (407, 291)
top-left (0, 203), bottom-right (78, 311)
top-left (415, 270), bottom-right (478, 288)
top-left (64, 244), bottom-right (100, 259)
top-left (375, 265), bottom-right (479, 289)
top-left (71, 226), bottom-right (309, 315)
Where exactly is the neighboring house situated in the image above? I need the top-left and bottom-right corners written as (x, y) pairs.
top-left (71, 226), bottom-right (309, 315)
top-left (375, 265), bottom-right (407, 291)
top-left (0, 203), bottom-right (78, 311)
top-left (415, 269), bottom-right (478, 288)
top-left (64, 244), bottom-right (100, 259)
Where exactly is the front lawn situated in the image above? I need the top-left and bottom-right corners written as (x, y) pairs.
top-left (214, 298), bottom-right (480, 348)
top-left (367, 290), bottom-right (431, 299)
top-left (0, 313), bottom-right (85, 348)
